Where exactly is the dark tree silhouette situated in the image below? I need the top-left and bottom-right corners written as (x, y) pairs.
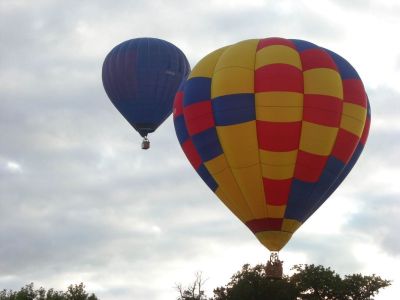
top-left (0, 283), bottom-right (98, 300)
top-left (212, 264), bottom-right (298, 300)
top-left (289, 264), bottom-right (391, 300)
top-left (177, 263), bottom-right (391, 300)
top-left (176, 272), bottom-right (208, 300)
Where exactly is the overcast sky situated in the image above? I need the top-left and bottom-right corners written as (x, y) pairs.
top-left (1, 0), bottom-right (399, 299)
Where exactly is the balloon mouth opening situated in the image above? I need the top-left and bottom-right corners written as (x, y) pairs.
top-left (135, 125), bottom-right (154, 150)
top-left (135, 125), bottom-right (156, 138)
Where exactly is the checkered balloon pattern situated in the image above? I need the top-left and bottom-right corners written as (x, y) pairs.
top-left (173, 37), bottom-right (370, 251)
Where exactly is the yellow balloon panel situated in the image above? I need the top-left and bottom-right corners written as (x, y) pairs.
top-left (214, 39), bottom-right (259, 72)
top-left (188, 46), bottom-right (228, 79)
top-left (340, 103), bottom-right (367, 137)
top-left (256, 92), bottom-right (303, 107)
top-left (304, 68), bottom-right (343, 99)
top-left (216, 121), bottom-right (259, 168)
top-left (255, 231), bottom-right (293, 252)
top-left (216, 122), bottom-right (266, 219)
top-left (266, 204), bottom-right (287, 218)
top-left (203, 153), bottom-right (229, 174)
top-left (205, 155), bottom-right (254, 222)
top-left (299, 121), bottom-right (339, 156)
top-left (255, 45), bottom-right (302, 69)
top-left (231, 165), bottom-right (266, 219)
top-left (256, 92), bottom-right (303, 122)
top-left (260, 149), bottom-right (298, 165)
top-left (215, 186), bottom-right (252, 222)
top-left (256, 106), bottom-right (303, 122)
top-left (340, 116), bottom-right (366, 137)
top-left (212, 169), bottom-right (254, 222)
top-left (260, 150), bottom-right (297, 180)
top-left (261, 163), bottom-right (295, 180)
top-left (342, 102), bottom-right (367, 122)
top-left (282, 219), bottom-right (302, 233)
top-left (212, 67), bottom-right (254, 97)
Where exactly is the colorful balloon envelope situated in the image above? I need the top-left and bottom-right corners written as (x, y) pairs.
top-left (173, 37), bottom-right (370, 251)
top-left (102, 37), bottom-right (190, 147)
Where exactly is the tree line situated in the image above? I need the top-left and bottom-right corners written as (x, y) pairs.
top-left (177, 263), bottom-right (391, 300)
top-left (1, 263), bottom-right (391, 300)
top-left (0, 283), bottom-right (97, 300)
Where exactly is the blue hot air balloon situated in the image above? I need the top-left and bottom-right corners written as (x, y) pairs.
top-left (102, 37), bottom-right (190, 149)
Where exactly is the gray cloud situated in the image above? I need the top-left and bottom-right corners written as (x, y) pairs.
top-left (348, 194), bottom-right (400, 256)
top-left (328, 0), bottom-right (400, 18)
top-left (286, 232), bottom-right (365, 274)
top-left (1, 1), bottom-right (399, 299)
top-left (330, 0), bottom-right (372, 10)
top-left (326, 88), bottom-right (400, 258)
top-left (368, 87), bottom-right (400, 119)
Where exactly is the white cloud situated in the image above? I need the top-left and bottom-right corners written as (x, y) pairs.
top-left (6, 161), bottom-right (22, 173)
top-left (0, 0), bottom-right (399, 299)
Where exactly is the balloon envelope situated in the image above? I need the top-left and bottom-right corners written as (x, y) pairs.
top-left (173, 37), bottom-right (370, 251)
top-left (102, 37), bottom-right (190, 137)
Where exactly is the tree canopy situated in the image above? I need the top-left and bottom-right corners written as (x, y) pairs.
top-left (0, 283), bottom-right (98, 300)
top-left (177, 263), bottom-right (391, 300)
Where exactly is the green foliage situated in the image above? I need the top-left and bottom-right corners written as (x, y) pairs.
top-left (290, 264), bottom-right (342, 299)
top-left (0, 283), bottom-right (98, 300)
top-left (342, 273), bottom-right (391, 300)
top-left (177, 263), bottom-right (391, 300)
top-left (290, 264), bottom-right (391, 300)
top-left (212, 264), bottom-right (298, 300)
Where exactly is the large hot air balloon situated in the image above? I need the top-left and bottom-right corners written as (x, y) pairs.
top-left (173, 38), bottom-right (370, 262)
top-left (102, 37), bottom-right (190, 149)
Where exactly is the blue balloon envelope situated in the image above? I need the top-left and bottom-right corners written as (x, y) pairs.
top-left (102, 37), bottom-right (190, 145)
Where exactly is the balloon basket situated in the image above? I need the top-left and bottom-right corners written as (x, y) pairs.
top-left (265, 252), bottom-right (283, 279)
top-left (141, 137), bottom-right (150, 150)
